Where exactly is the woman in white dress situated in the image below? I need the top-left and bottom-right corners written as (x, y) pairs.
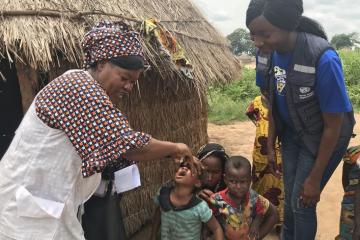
top-left (0, 20), bottom-right (192, 240)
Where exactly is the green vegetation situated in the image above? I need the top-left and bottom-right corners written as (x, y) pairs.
top-left (340, 49), bottom-right (360, 111)
top-left (208, 49), bottom-right (360, 124)
top-left (207, 68), bottom-right (259, 124)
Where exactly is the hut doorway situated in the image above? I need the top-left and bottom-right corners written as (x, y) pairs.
top-left (0, 58), bottom-right (23, 159)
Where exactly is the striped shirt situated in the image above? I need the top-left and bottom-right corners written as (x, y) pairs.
top-left (155, 186), bottom-right (212, 240)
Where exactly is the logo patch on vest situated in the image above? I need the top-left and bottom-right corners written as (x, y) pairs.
top-left (274, 66), bottom-right (286, 96)
top-left (299, 87), bottom-right (314, 100)
top-left (299, 87), bottom-right (311, 94)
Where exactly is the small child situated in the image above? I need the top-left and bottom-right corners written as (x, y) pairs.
top-left (150, 158), bottom-right (224, 240)
top-left (336, 145), bottom-right (360, 240)
top-left (197, 143), bottom-right (229, 202)
top-left (210, 156), bottom-right (278, 240)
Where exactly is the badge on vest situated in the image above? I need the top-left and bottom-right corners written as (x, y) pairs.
top-left (299, 87), bottom-right (314, 99)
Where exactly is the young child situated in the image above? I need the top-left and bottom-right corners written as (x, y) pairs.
top-left (210, 156), bottom-right (278, 240)
top-left (336, 145), bottom-right (360, 240)
top-left (150, 158), bottom-right (224, 240)
top-left (197, 143), bottom-right (229, 202)
top-left (246, 95), bottom-right (284, 230)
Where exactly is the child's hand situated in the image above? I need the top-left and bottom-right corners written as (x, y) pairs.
top-left (199, 189), bottom-right (214, 202)
top-left (248, 216), bottom-right (262, 240)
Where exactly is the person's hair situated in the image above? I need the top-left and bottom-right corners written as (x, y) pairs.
top-left (297, 16), bottom-right (327, 40)
top-left (246, 0), bottom-right (327, 40)
top-left (225, 155), bottom-right (251, 176)
top-left (89, 55), bottom-right (145, 70)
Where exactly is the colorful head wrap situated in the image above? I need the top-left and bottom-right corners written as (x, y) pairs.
top-left (82, 20), bottom-right (148, 69)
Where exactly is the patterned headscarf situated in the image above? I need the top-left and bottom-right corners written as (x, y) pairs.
top-left (82, 20), bottom-right (147, 69)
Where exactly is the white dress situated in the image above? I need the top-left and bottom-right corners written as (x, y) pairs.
top-left (0, 102), bottom-right (101, 240)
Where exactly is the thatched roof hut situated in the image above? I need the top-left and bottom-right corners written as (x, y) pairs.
top-left (0, 0), bottom-right (240, 237)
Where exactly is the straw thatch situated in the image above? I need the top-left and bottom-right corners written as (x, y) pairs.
top-left (0, 0), bottom-right (241, 237)
top-left (0, 0), bottom-right (240, 89)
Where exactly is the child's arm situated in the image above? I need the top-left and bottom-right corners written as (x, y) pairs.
top-left (353, 183), bottom-right (360, 240)
top-left (149, 206), bottom-right (161, 240)
top-left (205, 215), bottom-right (223, 240)
top-left (248, 214), bottom-right (263, 240)
top-left (258, 203), bottom-right (278, 239)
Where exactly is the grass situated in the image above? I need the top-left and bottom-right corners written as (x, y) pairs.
top-left (208, 49), bottom-right (360, 124)
top-left (207, 67), bottom-right (259, 124)
top-left (339, 49), bottom-right (360, 112)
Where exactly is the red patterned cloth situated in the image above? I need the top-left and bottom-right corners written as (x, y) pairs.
top-left (210, 188), bottom-right (270, 240)
top-left (82, 20), bottom-right (148, 69)
top-left (35, 70), bottom-right (151, 177)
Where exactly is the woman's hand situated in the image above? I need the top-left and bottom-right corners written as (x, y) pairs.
top-left (301, 176), bottom-right (321, 207)
top-left (173, 143), bottom-right (192, 163)
top-left (267, 149), bottom-right (281, 179)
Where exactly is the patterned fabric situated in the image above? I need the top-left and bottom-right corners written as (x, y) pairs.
top-left (246, 96), bottom-right (284, 223)
top-left (210, 188), bottom-right (270, 240)
top-left (154, 186), bottom-right (212, 240)
top-left (82, 20), bottom-right (147, 69)
top-left (142, 18), bottom-right (193, 79)
top-left (336, 146), bottom-right (360, 240)
top-left (35, 70), bottom-right (151, 177)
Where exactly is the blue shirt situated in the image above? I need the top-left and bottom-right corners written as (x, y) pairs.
top-left (256, 49), bottom-right (352, 128)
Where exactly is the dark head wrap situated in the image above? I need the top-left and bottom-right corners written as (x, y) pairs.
top-left (197, 143), bottom-right (229, 164)
top-left (246, 0), bottom-right (303, 31)
top-left (197, 143), bottom-right (228, 192)
top-left (82, 20), bottom-right (148, 69)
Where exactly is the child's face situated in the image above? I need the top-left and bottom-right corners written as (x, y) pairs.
top-left (201, 155), bottom-right (223, 188)
top-left (174, 161), bottom-right (201, 188)
top-left (224, 167), bottom-right (251, 200)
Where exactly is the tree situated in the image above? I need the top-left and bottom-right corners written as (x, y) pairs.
top-left (331, 32), bottom-right (360, 50)
top-left (227, 28), bottom-right (256, 56)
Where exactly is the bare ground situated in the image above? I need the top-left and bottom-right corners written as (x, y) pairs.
top-left (207, 114), bottom-right (360, 240)
top-left (131, 114), bottom-right (360, 240)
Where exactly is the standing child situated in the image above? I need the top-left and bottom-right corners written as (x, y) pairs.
top-left (246, 95), bottom-right (284, 230)
top-left (336, 145), bottom-right (360, 240)
top-left (150, 158), bottom-right (223, 240)
top-left (211, 155), bottom-right (278, 240)
top-left (197, 143), bottom-right (229, 202)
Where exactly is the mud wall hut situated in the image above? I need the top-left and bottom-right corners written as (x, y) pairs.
top-left (0, 0), bottom-right (241, 236)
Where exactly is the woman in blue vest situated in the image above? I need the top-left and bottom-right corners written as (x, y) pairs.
top-left (245, 0), bottom-right (355, 239)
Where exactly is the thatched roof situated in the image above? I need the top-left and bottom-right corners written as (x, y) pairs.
top-left (0, 0), bottom-right (240, 89)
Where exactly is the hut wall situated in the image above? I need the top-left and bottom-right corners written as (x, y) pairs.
top-left (15, 62), bottom-right (39, 113)
top-left (16, 60), bottom-right (75, 113)
top-left (118, 71), bottom-right (208, 236)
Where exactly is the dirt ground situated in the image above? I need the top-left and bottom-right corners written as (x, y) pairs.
top-left (131, 114), bottom-right (360, 240)
top-left (207, 114), bottom-right (360, 240)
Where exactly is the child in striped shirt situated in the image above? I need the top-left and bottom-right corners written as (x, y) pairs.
top-left (150, 158), bottom-right (223, 240)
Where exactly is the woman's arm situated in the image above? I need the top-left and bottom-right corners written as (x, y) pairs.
top-left (267, 107), bottom-right (280, 177)
top-left (126, 138), bottom-right (192, 163)
top-left (205, 215), bottom-right (223, 240)
top-left (302, 112), bottom-right (343, 206)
